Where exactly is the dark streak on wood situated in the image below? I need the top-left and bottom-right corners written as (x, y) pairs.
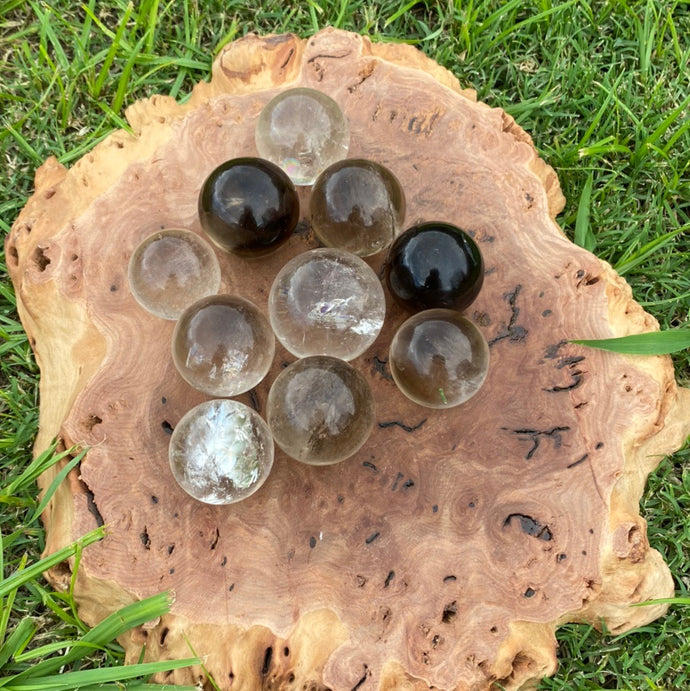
top-left (488, 285), bottom-right (526, 346)
top-left (378, 419), bottom-right (427, 433)
top-left (502, 426), bottom-right (571, 460)
top-left (567, 454), bottom-right (589, 469)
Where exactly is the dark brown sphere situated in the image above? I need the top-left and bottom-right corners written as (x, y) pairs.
top-left (198, 157), bottom-right (299, 257)
top-left (384, 222), bottom-right (484, 312)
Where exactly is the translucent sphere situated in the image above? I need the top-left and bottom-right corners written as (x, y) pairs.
top-left (127, 229), bottom-right (221, 319)
top-left (198, 157), bottom-right (299, 257)
top-left (255, 88), bottom-right (350, 185)
top-left (267, 356), bottom-right (374, 465)
top-left (169, 399), bottom-right (274, 504)
top-left (268, 248), bottom-right (385, 361)
top-left (389, 310), bottom-right (489, 409)
top-left (310, 159), bottom-right (406, 256)
top-left (172, 295), bottom-right (275, 396)
top-left (385, 222), bottom-right (484, 312)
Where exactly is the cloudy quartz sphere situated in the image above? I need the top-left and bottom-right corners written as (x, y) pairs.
top-left (127, 229), bottom-right (221, 319)
top-left (268, 248), bottom-right (385, 361)
top-left (172, 295), bottom-right (275, 397)
top-left (310, 159), bottom-right (406, 256)
top-left (267, 356), bottom-right (374, 465)
top-left (255, 88), bottom-right (350, 185)
top-left (389, 310), bottom-right (489, 409)
top-left (169, 399), bottom-right (274, 504)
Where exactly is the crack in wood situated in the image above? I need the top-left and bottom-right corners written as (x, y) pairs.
top-left (378, 419), bottom-right (427, 433)
top-left (502, 426), bottom-right (571, 460)
top-left (488, 285), bottom-right (527, 346)
top-left (567, 453), bottom-right (589, 469)
top-left (371, 354), bottom-right (393, 381)
top-left (351, 664), bottom-right (370, 691)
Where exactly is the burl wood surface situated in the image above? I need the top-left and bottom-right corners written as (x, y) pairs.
top-left (6, 29), bottom-right (690, 691)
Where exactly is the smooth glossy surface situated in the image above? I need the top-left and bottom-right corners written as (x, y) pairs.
top-left (169, 399), bottom-right (274, 504)
top-left (127, 229), bottom-right (221, 319)
top-left (267, 356), bottom-right (374, 465)
top-left (172, 295), bottom-right (275, 396)
top-left (268, 248), bottom-right (385, 361)
top-left (255, 88), bottom-right (349, 185)
top-left (385, 222), bottom-right (484, 311)
top-left (310, 159), bottom-right (406, 256)
top-left (389, 310), bottom-right (489, 408)
top-left (198, 157), bottom-right (299, 257)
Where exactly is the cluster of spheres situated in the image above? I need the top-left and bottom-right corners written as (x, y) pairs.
top-left (126, 87), bottom-right (489, 505)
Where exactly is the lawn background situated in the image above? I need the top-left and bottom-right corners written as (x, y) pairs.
top-left (0, 1), bottom-right (688, 689)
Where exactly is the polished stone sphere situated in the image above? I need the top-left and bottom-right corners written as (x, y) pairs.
top-left (198, 157), bottom-right (299, 257)
top-left (385, 222), bottom-right (484, 311)
top-left (267, 356), bottom-right (374, 465)
top-left (310, 159), bottom-right (406, 256)
top-left (389, 309), bottom-right (489, 408)
top-left (268, 248), bottom-right (385, 361)
top-left (127, 229), bottom-right (221, 320)
top-left (255, 88), bottom-right (349, 186)
top-left (172, 295), bottom-right (275, 397)
top-left (169, 399), bottom-right (274, 504)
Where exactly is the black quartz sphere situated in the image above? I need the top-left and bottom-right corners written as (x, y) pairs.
top-left (198, 157), bottom-right (299, 257)
top-left (385, 222), bottom-right (484, 311)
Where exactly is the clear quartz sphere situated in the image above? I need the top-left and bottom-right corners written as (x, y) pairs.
top-left (255, 88), bottom-right (350, 185)
top-left (267, 356), bottom-right (374, 465)
top-left (310, 159), bottom-right (406, 256)
top-left (169, 399), bottom-right (274, 504)
top-left (127, 229), bottom-right (221, 319)
top-left (268, 248), bottom-right (385, 361)
top-left (389, 309), bottom-right (489, 409)
top-left (172, 295), bottom-right (275, 397)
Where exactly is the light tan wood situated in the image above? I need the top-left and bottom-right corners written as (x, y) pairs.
top-left (6, 28), bottom-right (689, 691)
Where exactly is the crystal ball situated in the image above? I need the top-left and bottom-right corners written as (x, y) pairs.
top-left (127, 229), bottom-right (221, 320)
top-left (389, 309), bottom-right (489, 409)
top-left (172, 295), bottom-right (275, 397)
top-left (310, 159), bottom-right (406, 257)
top-left (169, 399), bottom-right (274, 504)
top-left (385, 222), bottom-right (484, 311)
top-left (267, 356), bottom-right (374, 465)
top-left (198, 157), bottom-right (299, 257)
top-left (268, 248), bottom-right (385, 361)
top-left (255, 88), bottom-right (350, 186)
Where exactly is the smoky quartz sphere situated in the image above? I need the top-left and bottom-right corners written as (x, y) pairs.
top-left (127, 229), bottom-right (221, 320)
top-left (310, 159), bottom-right (406, 257)
top-left (268, 248), bottom-right (385, 361)
top-left (172, 295), bottom-right (275, 397)
top-left (389, 309), bottom-right (489, 409)
top-left (267, 356), bottom-right (374, 465)
top-left (255, 88), bottom-right (350, 185)
top-left (198, 157), bottom-right (299, 257)
top-left (385, 222), bottom-right (484, 311)
top-left (169, 399), bottom-right (274, 504)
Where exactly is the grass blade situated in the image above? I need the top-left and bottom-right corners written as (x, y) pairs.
top-left (0, 618), bottom-right (36, 668)
top-left (3, 658), bottom-right (201, 690)
top-left (27, 448), bottom-right (87, 525)
top-left (574, 171), bottom-right (596, 252)
top-left (0, 529), bottom-right (104, 600)
top-left (571, 329), bottom-right (690, 355)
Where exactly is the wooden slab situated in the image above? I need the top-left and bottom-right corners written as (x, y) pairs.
top-left (6, 28), bottom-right (690, 691)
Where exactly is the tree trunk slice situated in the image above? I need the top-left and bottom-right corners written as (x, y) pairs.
top-left (6, 28), bottom-right (690, 691)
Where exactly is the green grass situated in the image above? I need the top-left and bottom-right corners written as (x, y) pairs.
top-left (1, 1), bottom-right (689, 689)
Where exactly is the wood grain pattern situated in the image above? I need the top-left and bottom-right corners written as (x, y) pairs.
top-left (6, 28), bottom-right (690, 691)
